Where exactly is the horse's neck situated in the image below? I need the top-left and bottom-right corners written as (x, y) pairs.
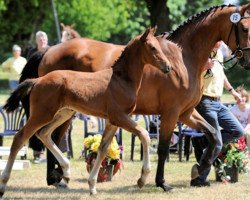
top-left (169, 7), bottom-right (234, 75)
top-left (113, 49), bottom-right (145, 90)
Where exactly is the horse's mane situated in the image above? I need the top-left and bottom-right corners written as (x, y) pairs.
top-left (166, 4), bottom-right (236, 41)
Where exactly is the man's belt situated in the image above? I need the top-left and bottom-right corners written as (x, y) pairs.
top-left (202, 95), bottom-right (221, 101)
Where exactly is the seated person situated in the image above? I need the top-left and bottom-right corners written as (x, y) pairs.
top-left (230, 86), bottom-right (250, 158)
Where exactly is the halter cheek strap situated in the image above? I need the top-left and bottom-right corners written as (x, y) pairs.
top-left (224, 10), bottom-right (250, 69)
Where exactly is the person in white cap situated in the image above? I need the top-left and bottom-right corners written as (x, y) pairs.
top-left (1, 44), bottom-right (27, 90)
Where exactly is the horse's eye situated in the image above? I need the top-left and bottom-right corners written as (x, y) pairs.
top-left (242, 27), bottom-right (248, 33)
top-left (150, 46), bottom-right (156, 51)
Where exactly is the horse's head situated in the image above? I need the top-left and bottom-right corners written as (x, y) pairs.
top-left (60, 23), bottom-right (80, 43)
top-left (227, 4), bottom-right (250, 69)
top-left (139, 27), bottom-right (171, 73)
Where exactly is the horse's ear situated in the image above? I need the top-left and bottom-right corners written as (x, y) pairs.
top-left (241, 3), bottom-right (250, 16)
top-left (140, 27), bottom-right (151, 43)
top-left (150, 26), bottom-right (157, 35)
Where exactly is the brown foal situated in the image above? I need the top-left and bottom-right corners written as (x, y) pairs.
top-left (0, 27), bottom-right (170, 196)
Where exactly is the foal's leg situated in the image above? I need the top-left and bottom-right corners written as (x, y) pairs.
top-left (179, 109), bottom-right (217, 179)
top-left (47, 116), bottom-right (75, 187)
top-left (109, 114), bottom-right (151, 188)
top-left (88, 120), bottom-right (118, 195)
top-left (36, 109), bottom-right (75, 184)
top-left (0, 120), bottom-right (46, 196)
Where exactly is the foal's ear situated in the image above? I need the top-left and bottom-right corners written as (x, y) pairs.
top-left (140, 27), bottom-right (151, 43)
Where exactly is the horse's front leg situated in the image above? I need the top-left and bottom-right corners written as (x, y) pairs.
top-left (180, 108), bottom-right (218, 179)
top-left (155, 114), bottom-right (176, 192)
top-left (88, 121), bottom-right (118, 195)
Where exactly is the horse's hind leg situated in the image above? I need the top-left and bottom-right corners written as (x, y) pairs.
top-left (179, 109), bottom-right (218, 179)
top-left (88, 120), bottom-right (118, 195)
top-left (36, 108), bottom-right (75, 185)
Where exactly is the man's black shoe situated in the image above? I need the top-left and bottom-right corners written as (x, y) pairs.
top-left (190, 178), bottom-right (210, 187)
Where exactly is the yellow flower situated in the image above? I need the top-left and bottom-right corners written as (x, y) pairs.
top-left (107, 147), bottom-right (120, 160)
top-left (83, 135), bottom-right (94, 149)
top-left (91, 141), bottom-right (100, 152)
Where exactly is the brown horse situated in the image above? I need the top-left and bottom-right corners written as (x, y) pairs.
top-left (60, 23), bottom-right (81, 43)
top-left (0, 27), bottom-right (170, 196)
top-left (20, 4), bottom-right (250, 192)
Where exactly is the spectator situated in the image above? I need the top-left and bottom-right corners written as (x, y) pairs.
top-left (230, 86), bottom-right (250, 158)
top-left (26, 31), bottom-right (49, 60)
top-left (27, 31), bottom-right (49, 164)
top-left (191, 41), bottom-right (244, 187)
top-left (1, 44), bottom-right (27, 90)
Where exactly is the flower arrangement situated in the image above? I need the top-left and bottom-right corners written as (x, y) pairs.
top-left (83, 134), bottom-right (123, 182)
top-left (214, 136), bottom-right (249, 181)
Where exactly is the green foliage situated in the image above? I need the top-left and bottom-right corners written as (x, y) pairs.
top-left (56, 0), bottom-right (149, 44)
top-left (167, 0), bottom-right (223, 29)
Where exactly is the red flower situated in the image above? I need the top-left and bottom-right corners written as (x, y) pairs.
top-left (237, 136), bottom-right (246, 151)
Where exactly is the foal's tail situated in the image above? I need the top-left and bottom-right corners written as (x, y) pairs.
top-left (19, 51), bottom-right (44, 83)
top-left (3, 79), bottom-right (36, 113)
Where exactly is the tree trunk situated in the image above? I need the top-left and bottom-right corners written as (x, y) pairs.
top-left (145, 0), bottom-right (170, 34)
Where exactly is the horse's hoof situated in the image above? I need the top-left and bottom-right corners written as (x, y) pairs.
top-left (191, 164), bottom-right (200, 180)
top-left (0, 191), bottom-right (4, 198)
top-left (137, 178), bottom-right (145, 188)
top-left (157, 183), bottom-right (174, 192)
top-left (53, 181), bottom-right (68, 189)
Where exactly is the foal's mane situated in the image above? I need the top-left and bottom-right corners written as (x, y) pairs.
top-left (166, 4), bottom-right (236, 41)
top-left (111, 38), bottom-right (135, 73)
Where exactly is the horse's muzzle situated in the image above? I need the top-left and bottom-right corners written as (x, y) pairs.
top-left (239, 57), bottom-right (250, 70)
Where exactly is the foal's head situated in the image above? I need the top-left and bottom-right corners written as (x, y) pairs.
top-left (130, 27), bottom-right (171, 73)
top-left (60, 23), bottom-right (81, 43)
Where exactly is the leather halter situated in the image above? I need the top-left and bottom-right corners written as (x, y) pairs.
top-left (227, 11), bottom-right (250, 60)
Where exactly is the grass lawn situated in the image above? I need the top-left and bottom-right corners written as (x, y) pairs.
top-left (0, 92), bottom-right (250, 199)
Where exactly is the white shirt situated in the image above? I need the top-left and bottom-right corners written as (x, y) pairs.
top-left (230, 104), bottom-right (250, 128)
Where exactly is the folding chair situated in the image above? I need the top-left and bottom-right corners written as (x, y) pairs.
top-left (177, 122), bottom-right (204, 162)
top-left (130, 115), bottom-right (159, 161)
top-left (0, 105), bottom-right (27, 159)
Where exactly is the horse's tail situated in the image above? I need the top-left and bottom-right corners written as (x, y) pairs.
top-left (19, 51), bottom-right (44, 83)
top-left (3, 79), bottom-right (36, 113)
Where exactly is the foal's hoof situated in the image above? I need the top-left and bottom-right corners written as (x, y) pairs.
top-left (137, 178), bottom-right (145, 188)
top-left (191, 164), bottom-right (200, 180)
top-left (157, 183), bottom-right (174, 192)
top-left (62, 176), bottom-right (70, 183)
